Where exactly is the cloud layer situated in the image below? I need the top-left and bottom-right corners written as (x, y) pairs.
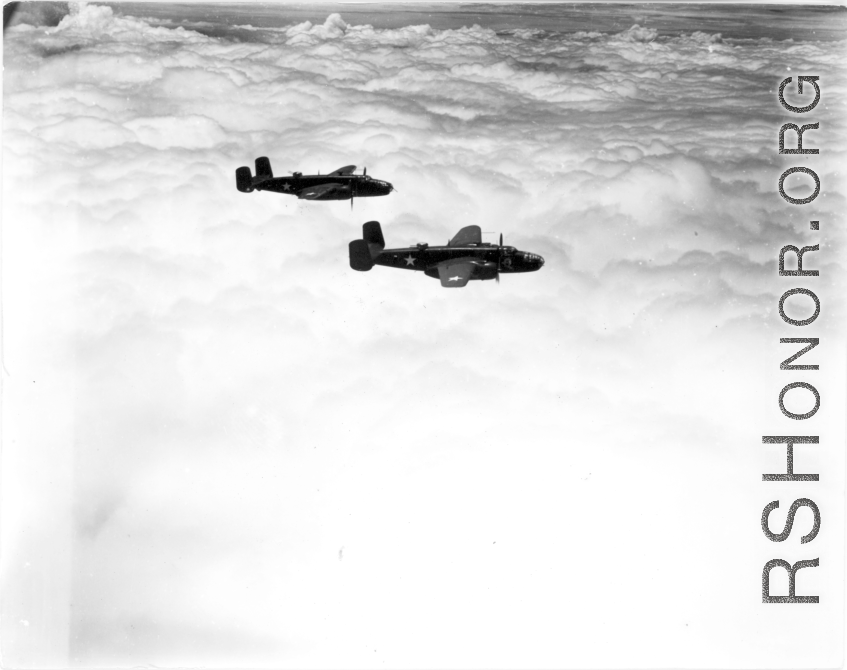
top-left (3, 4), bottom-right (846, 667)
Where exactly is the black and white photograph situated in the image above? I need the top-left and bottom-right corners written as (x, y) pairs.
top-left (2, 1), bottom-right (845, 667)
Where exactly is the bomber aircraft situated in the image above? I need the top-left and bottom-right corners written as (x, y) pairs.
top-left (349, 222), bottom-right (544, 288)
top-left (235, 157), bottom-right (393, 205)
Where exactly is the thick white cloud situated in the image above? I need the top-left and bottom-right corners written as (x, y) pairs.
top-left (2, 3), bottom-right (846, 668)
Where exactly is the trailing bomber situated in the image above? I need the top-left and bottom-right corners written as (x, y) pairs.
top-left (235, 157), bottom-right (393, 205)
top-left (349, 222), bottom-right (544, 288)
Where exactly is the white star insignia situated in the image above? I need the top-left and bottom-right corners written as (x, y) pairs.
top-left (404, 255), bottom-right (415, 266)
top-left (282, 183), bottom-right (292, 191)
top-left (449, 276), bottom-right (461, 282)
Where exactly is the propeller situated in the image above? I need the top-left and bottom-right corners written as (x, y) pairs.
top-left (364, 167), bottom-right (367, 176)
top-left (497, 233), bottom-right (503, 283)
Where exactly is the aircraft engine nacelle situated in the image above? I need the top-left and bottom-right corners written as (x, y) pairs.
top-left (235, 166), bottom-right (254, 193)
top-left (474, 261), bottom-right (499, 281)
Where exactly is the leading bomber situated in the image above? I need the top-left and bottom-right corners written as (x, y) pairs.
top-left (235, 157), bottom-right (393, 203)
top-left (349, 222), bottom-right (544, 288)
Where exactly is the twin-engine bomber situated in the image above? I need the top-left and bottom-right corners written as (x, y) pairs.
top-left (235, 157), bottom-right (393, 204)
top-left (349, 222), bottom-right (544, 288)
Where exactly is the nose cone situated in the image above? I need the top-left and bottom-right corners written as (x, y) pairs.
top-left (385, 182), bottom-right (394, 194)
top-left (521, 252), bottom-right (544, 271)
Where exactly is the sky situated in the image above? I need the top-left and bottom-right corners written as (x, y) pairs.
top-left (2, 2), bottom-right (846, 668)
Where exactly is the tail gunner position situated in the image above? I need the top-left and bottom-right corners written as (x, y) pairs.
top-left (349, 222), bottom-right (544, 288)
top-left (235, 157), bottom-right (393, 204)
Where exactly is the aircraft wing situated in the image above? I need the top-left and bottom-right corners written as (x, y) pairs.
top-left (448, 225), bottom-right (482, 246)
top-left (436, 260), bottom-right (475, 288)
top-left (297, 182), bottom-right (350, 200)
top-left (328, 165), bottom-right (356, 176)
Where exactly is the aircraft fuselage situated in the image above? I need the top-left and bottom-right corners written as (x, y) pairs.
top-left (258, 174), bottom-right (393, 199)
top-left (349, 222), bottom-right (544, 287)
top-left (235, 158), bottom-right (393, 201)
top-left (376, 243), bottom-right (544, 278)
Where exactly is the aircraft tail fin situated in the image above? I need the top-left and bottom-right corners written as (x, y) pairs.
top-left (255, 156), bottom-right (273, 179)
top-left (235, 166), bottom-right (254, 193)
top-left (349, 240), bottom-right (374, 271)
top-left (362, 221), bottom-right (385, 256)
top-left (349, 221), bottom-right (384, 271)
top-left (236, 158), bottom-right (273, 192)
